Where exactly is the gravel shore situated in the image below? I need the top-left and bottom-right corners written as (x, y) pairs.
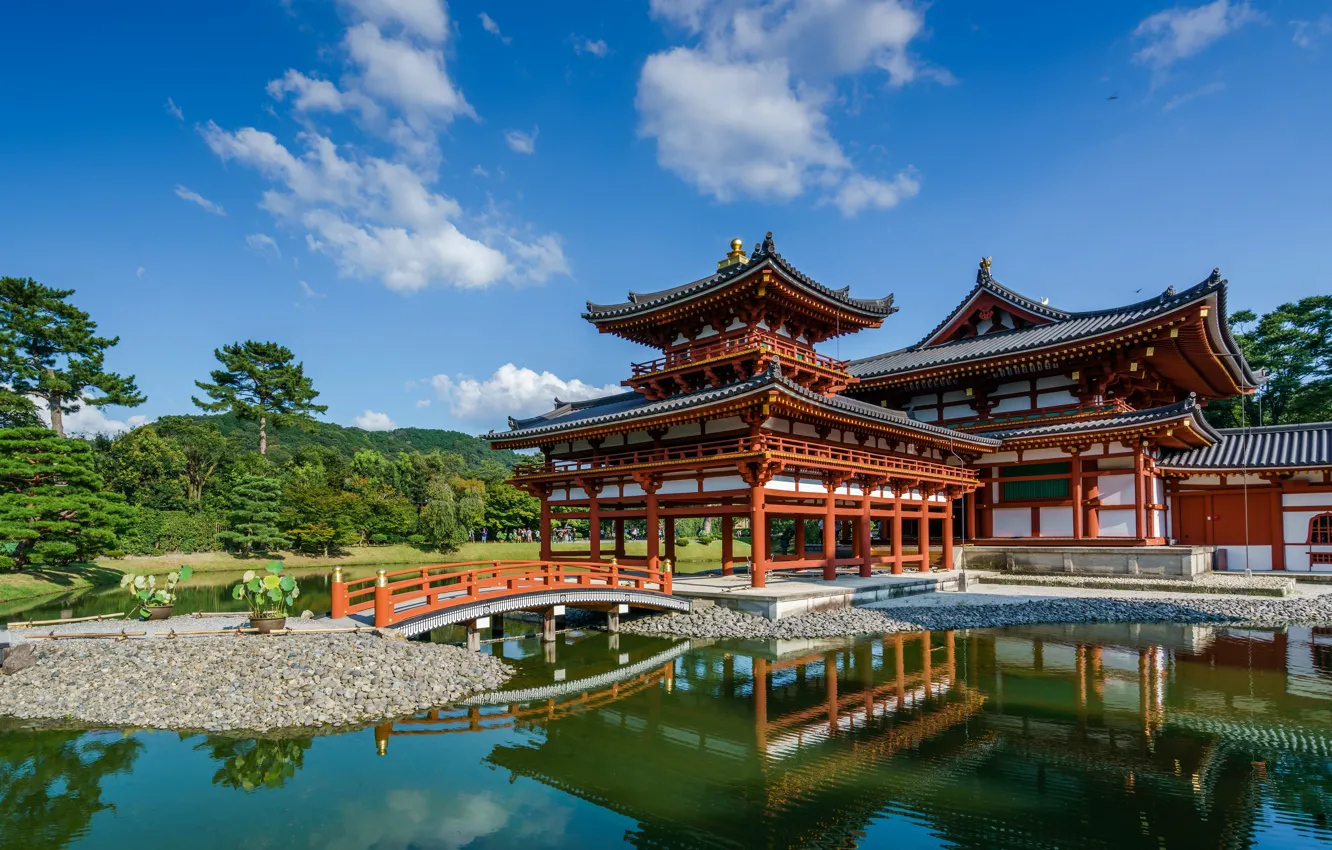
top-left (0, 632), bottom-right (511, 733)
top-left (622, 593), bottom-right (1332, 640)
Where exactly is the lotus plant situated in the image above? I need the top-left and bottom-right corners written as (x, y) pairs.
top-left (232, 561), bottom-right (300, 619)
top-left (120, 565), bottom-right (194, 619)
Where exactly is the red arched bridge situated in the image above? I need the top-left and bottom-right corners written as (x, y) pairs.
top-left (331, 560), bottom-right (688, 641)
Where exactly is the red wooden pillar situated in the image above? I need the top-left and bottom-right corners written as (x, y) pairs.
top-left (721, 514), bottom-right (735, 575)
top-left (1070, 450), bottom-right (1084, 540)
top-left (587, 486), bottom-right (601, 561)
top-left (859, 484), bottom-right (873, 578)
top-left (825, 651), bottom-right (839, 735)
top-left (754, 656), bottom-right (768, 756)
top-left (1133, 444), bottom-right (1147, 540)
top-left (823, 484), bottom-right (837, 581)
top-left (941, 491), bottom-right (954, 571)
top-left (965, 489), bottom-right (976, 543)
top-left (1268, 480), bottom-right (1286, 570)
top-left (751, 486), bottom-right (767, 588)
top-left (1085, 476), bottom-right (1101, 538)
top-left (794, 518), bottom-right (806, 561)
top-left (645, 486), bottom-right (660, 571)
top-left (979, 470), bottom-right (993, 539)
top-left (921, 630), bottom-right (933, 694)
top-left (664, 516), bottom-right (676, 565)
top-left (919, 497), bottom-right (932, 573)
top-left (539, 496), bottom-right (552, 560)
top-left (614, 518), bottom-right (626, 559)
top-left (891, 488), bottom-right (904, 575)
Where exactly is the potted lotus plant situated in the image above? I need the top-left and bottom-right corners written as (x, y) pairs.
top-left (232, 561), bottom-right (300, 633)
top-left (121, 565), bottom-right (194, 620)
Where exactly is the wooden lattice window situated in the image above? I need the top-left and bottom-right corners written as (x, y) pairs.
top-left (1312, 553), bottom-right (1332, 565)
top-left (1000, 462), bottom-right (1071, 501)
top-left (1311, 514), bottom-right (1332, 545)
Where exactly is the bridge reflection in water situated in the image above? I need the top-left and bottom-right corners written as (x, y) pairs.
top-left (375, 624), bottom-right (1332, 849)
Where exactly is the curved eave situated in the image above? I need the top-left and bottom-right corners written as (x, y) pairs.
top-left (988, 400), bottom-right (1221, 452)
top-left (583, 256), bottom-right (896, 330)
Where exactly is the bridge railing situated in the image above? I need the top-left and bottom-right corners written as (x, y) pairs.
top-left (331, 559), bottom-right (674, 627)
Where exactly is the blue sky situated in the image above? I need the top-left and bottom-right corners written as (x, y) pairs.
top-left (2, 0), bottom-right (1329, 437)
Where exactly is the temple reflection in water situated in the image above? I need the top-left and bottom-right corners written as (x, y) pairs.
top-left (378, 625), bottom-right (1332, 849)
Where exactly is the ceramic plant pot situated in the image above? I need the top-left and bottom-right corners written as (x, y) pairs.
top-left (250, 616), bottom-right (287, 634)
top-left (145, 606), bottom-right (173, 621)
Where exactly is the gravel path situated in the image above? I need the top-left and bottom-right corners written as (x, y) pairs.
top-left (0, 632), bottom-right (511, 733)
top-left (622, 591), bottom-right (1332, 640)
top-left (4, 613), bottom-right (337, 644)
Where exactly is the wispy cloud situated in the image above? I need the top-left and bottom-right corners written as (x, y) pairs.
top-left (136, 266), bottom-right (145, 278)
top-left (574, 37), bottom-right (608, 57)
top-left (173, 184), bottom-right (225, 215)
top-left (504, 127), bottom-right (538, 155)
top-left (1292, 16), bottom-right (1332, 48)
top-left (480, 12), bottom-right (511, 44)
top-left (245, 232), bottom-right (282, 260)
top-left (1133, 0), bottom-right (1261, 70)
top-left (299, 280), bottom-right (324, 299)
top-left (165, 97), bottom-right (183, 120)
top-left (1163, 80), bottom-right (1225, 111)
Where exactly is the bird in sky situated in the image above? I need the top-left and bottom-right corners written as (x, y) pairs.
top-left (1107, 95), bottom-right (1119, 100)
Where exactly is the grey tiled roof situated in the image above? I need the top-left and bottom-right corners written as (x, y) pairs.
top-left (1159, 422), bottom-right (1332, 470)
top-left (848, 271), bottom-right (1259, 388)
top-left (983, 396), bottom-right (1221, 444)
top-left (582, 240), bottom-right (896, 321)
top-left (485, 359), bottom-right (998, 448)
top-left (915, 276), bottom-right (1072, 348)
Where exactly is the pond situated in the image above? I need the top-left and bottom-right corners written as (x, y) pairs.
top-left (5, 621), bottom-right (1332, 848)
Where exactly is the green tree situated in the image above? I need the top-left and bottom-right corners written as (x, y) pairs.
top-left (1207, 298), bottom-right (1332, 428)
top-left (217, 474), bottom-right (287, 554)
top-left (156, 417), bottom-right (233, 506)
top-left (0, 276), bottom-right (144, 437)
top-left (483, 480), bottom-right (539, 532)
top-left (193, 340), bottom-right (327, 455)
top-left (0, 389), bottom-right (40, 428)
top-left (95, 424), bottom-right (185, 509)
top-left (0, 427), bottom-right (131, 569)
top-left (419, 474), bottom-right (463, 552)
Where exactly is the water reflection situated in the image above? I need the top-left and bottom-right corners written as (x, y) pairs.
top-left (375, 624), bottom-right (1332, 849)
top-left (193, 736), bottom-right (312, 792)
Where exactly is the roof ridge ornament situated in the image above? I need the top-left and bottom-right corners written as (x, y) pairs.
top-left (762, 230), bottom-right (776, 255)
top-left (1209, 267), bottom-right (1222, 284)
top-left (977, 256), bottom-right (993, 285)
top-left (717, 237), bottom-right (748, 270)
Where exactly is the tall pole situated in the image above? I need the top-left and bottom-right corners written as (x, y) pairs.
top-left (824, 481), bottom-right (837, 580)
top-left (721, 514), bottom-right (735, 575)
top-left (751, 485), bottom-right (767, 588)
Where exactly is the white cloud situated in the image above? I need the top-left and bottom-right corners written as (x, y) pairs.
top-left (416, 398), bottom-right (431, 408)
top-left (246, 232), bottom-right (283, 260)
top-left (165, 97), bottom-right (183, 120)
top-left (574, 37), bottom-right (608, 57)
top-left (432, 364), bottom-right (620, 422)
top-left (637, 0), bottom-right (936, 214)
top-left (480, 12), bottom-right (511, 44)
top-left (353, 409), bottom-right (398, 430)
top-left (205, 1), bottom-right (565, 292)
top-left (1162, 81), bottom-right (1225, 111)
top-left (299, 280), bottom-right (324, 299)
top-left (1292, 16), bottom-right (1332, 48)
top-left (1133, 0), bottom-right (1261, 69)
top-left (830, 169), bottom-right (920, 216)
top-left (33, 396), bottom-right (149, 437)
top-left (504, 127), bottom-right (538, 155)
top-left (339, 0), bottom-right (449, 42)
top-left (174, 184), bottom-right (226, 215)
top-left (136, 266), bottom-right (145, 278)
top-left (472, 164), bottom-right (490, 177)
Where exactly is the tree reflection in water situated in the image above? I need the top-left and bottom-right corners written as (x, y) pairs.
top-left (194, 736), bottom-right (312, 792)
top-left (0, 729), bottom-right (141, 850)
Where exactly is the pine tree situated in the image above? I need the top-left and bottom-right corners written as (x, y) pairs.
top-left (0, 277), bottom-right (145, 437)
top-left (217, 474), bottom-right (288, 554)
top-left (192, 341), bottom-right (327, 455)
top-left (0, 427), bottom-right (131, 569)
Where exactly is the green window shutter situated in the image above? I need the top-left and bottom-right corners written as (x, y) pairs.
top-left (1000, 462), bottom-right (1070, 500)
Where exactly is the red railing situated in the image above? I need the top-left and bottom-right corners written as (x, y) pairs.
top-left (630, 331), bottom-right (849, 377)
top-left (513, 435), bottom-right (978, 485)
top-left (332, 560), bottom-right (673, 627)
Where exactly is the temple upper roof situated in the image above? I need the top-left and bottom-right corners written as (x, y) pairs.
top-left (848, 267), bottom-right (1261, 395)
top-left (582, 232), bottom-right (896, 347)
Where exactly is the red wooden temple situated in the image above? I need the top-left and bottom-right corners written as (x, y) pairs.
top-left (488, 234), bottom-right (1332, 576)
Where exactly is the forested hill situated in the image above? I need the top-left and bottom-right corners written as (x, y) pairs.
top-left (173, 413), bottom-right (525, 468)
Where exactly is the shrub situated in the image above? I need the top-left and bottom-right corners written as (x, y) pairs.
top-left (231, 561), bottom-right (300, 619)
top-left (120, 565), bottom-right (193, 618)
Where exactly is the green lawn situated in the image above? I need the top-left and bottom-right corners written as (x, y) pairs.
top-left (0, 562), bottom-right (123, 606)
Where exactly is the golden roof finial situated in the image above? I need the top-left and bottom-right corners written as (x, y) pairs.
top-left (718, 237), bottom-right (749, 270)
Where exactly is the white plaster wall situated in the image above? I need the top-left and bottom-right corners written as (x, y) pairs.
top-left (1219, 545), bottom-right (1273, 571)
top-left (1036, 375), bottom-right (1077, 390)
top-left (568, 487), bottom-right (587, 500)
top-left (1036, 390), bottom-right (1078, 408)
top-left (1284, 510), bottom-right (1325, 543)
top-left (1024, 447), bottom-right (1070, 461)
top-left (909, 393), bottom-right (937, 409)
top-left (1153, 478), bottom-right (1164, 504)
top-left (1109, 442), bottom-right (1130, 454)
top-left (666, 422), bottom-right (702, 439)
top-left (1222, 473), bottom-right (1268, 486)
top-left (1097, 456), bottom-right (1133, 470)
top-left (702, 475), bottom-right (746, 492)
top-left (1284, 493), bottom-right (1332, 508)
top-left (1097, 511), bottom-right (1134, 537)
top-left (695, 324), bottom-right (719, 339)
top-left (1040, 507), bottom-right (1074, 537)
top-left (601, 434), bottom-right (625, 448)
top-left (554, 442), bottom-right (571, 454)
top-left (993, 396), bottom-right (1032, 414)
top-left (766, 477), bottom-right (797, 492)
top-left (915, 409), bottom-right (939, 422)
top-left (621, 483), bottom-right (645, 498)
top-left (657, 478), bottom-right (698, 495)
top-left (942, 389), bottom-right (971, 403)
top-left (764, 417), bottom-right (791, 433)
top-left (625, 432), bottom-right (651, 445)
top-left (992, 508), bottom-right (1032, 537)
top-left (1182, 474), bottom-right (1221, 486)
top-left (1288, 548), bottom-right (1332, 572)
top-left (1097, 474), bottom-right (1135, 506)
top-left (942, 404), bottom-right (973, 419)
top-left (797, 479), bottom-right (829, 494)
top-left (996, 381), bottom-right (1029, 395)
top-left (708, 416), bottom-right (747, 434)
top-left (726, 317), bottom-right (745, 331)
top-left (792, 422), bottom-right (819, 439)
top-left (1151, 510), bottom-right (1164, 538)
top-left (980, 452), bottom-right (1020, 465)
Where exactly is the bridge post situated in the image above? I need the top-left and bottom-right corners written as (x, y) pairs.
top-left (374, 723), bottom-right (390, 756)
top-left (466, 620), bottom-right (482, 652)
top-left (607, 607), bottom-right (621, 633)
top-left (542, 608), bottom-right (557, 643)
top-left (331, 566), bottom-right (348, 619)
top-left (373, 569), bottom-right (391, 627)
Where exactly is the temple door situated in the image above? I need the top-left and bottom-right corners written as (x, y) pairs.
top-left (1177, 494), bottom-right (1208, 545)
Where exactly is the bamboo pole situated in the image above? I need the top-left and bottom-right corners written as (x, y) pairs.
top-left (7, 612), bottom-right (129, 629)
top-left (30, 630), bottom-right (149, 640)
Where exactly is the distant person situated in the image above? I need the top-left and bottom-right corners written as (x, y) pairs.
top-left (481, 528), bottom-right (488, 544)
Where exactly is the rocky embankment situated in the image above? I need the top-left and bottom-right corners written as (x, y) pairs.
top-left (0, 632), bottom-right (510, 733)
top-left (622, 594), bottom-right (1332, 640)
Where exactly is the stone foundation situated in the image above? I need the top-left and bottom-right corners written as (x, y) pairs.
top-left (960, 544), bottom-right (1212, 577)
